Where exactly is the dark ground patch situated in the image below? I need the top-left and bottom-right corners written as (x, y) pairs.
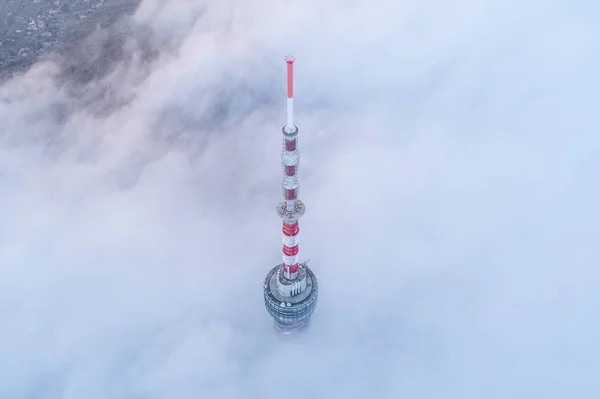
top-left (0, 0), bottom-right (141, 81)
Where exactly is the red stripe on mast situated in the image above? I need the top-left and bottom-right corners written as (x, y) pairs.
top-left (285, 56), bottom-right (295, 98)
top-left (283, 245), bottom-right (299, 256)
top-left (282, 221), bottom-right (299, 236)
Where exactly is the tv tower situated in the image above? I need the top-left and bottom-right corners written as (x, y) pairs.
top-left (263, 56), bottom-right (318, 336)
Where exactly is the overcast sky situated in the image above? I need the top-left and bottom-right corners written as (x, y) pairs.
top-left (1, 0), bottom-right (599, 398)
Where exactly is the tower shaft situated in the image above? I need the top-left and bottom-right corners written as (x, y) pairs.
top-left (264, 56), bottom-right (318, 336)
top-left (280, 55), bottom-right (302, 280)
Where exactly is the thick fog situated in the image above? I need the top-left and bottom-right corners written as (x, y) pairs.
top-left (1, 0), bottom-right (599, 398)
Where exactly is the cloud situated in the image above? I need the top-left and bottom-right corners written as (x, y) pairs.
top-left (1, 0), bottom-right (599, 397)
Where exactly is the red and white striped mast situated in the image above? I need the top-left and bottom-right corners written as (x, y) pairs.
top-left (279, 55), bottom-right (304, 281)
top-left (264, 56), bottom-right (318, 335)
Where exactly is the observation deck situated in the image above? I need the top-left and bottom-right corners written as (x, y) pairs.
top-left (263, 262), bottom-right (319, 335)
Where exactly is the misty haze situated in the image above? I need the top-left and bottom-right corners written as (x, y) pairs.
top-left (1, 0), bottom-right (599, 398)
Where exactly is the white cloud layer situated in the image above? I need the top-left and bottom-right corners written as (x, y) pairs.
top-left (1, 0), bottom-right (599, 398)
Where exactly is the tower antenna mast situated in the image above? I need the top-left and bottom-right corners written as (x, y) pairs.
top-left (263, 56), bottom-right (319, 336)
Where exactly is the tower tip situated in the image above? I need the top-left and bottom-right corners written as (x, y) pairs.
top-left (285, 55), bottom-right (295, 104)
